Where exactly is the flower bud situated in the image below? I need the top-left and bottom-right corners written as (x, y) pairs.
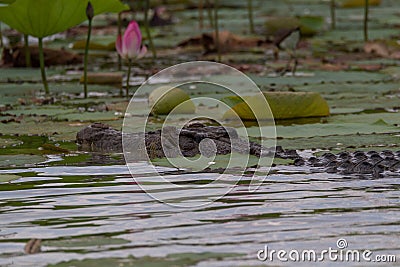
top-left (86, 1), bottom-right (94, 20)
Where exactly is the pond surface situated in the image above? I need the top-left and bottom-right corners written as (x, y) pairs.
top-left (0, 162), bottom-right (399, 266)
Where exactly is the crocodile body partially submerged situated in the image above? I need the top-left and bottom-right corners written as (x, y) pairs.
top-left (76, 123), bottom-right (400, 177)
top-left (76, 122), bottom-right (278, 158)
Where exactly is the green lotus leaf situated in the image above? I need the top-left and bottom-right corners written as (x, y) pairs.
top-left (222, 92), bottom-right (330, 120)
top-left (264, 17), bottom-right (300, 37)
top-left (0, 0), bottom-right (129, 38)
top-left (299, 16), bottom-right (325, 36)
top-left (265, 16), bottom-right (325, 37)
top-left (0, 0), bottom-right (15, 4)
top-left (149, 86), bottom-right (196, 115)
top-left (0, 174), bottom-right (20, 183)
top-left (90, 0), bottom-right (129, 15)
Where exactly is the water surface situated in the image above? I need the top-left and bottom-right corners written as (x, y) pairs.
top-left (0, 163), bottom-right (399, 266)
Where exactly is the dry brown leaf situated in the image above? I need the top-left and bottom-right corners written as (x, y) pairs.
top-left (80, 72), bottom-right (123, 86)
top-left (2, 45), bottom-right (82, 67)
top-left (178, 31), bottom-right (265, 54)
top-left (24, 238), bottom-right (41, 254)
top-left (364, 42), bottom-right (390, 57)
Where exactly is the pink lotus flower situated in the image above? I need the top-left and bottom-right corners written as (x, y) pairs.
top-left (116, 21), bottom-right (147, 59)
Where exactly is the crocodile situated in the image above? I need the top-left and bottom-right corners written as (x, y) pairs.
top-left (76, 123), bottom-right (400, 177)
top-left (76, 122), bottom-right (279, 158)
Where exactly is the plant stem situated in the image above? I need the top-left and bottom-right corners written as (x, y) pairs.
top-left (38, 37), bottom-right (49, 95)
top-left (213, 0), bottom-right (220, 62)
top-left (24, 34), bottom-right (31, 67)
top-left (247, 0), bottom-right (254, 33)
top-left (117, 12), bottom-right (122, 71)
top-left (206, 0), bottom-right (214, 27)
top-left (364, 0), bottom-right (369, 42)
top-left (0, 23), bottom-right (4, 48)
top-left (144, 0), bottom-right (156, 59)
top-left (126, 59), bottom-right (132, 98)
top-left (330, 0), bottom-right (336, 30)
top-left (83, 18), bottom-right (92, 99)
top-left (199, 0), bottom-right (204, 29)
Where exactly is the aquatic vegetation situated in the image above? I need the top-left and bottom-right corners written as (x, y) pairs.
top-left (247, 0), bottom-right (254, 33)
top-left (213, 0), bottom-right (220, 61)
top-left (0, 1), bottom-right (399, 265)
top-left (222, 92), bottom-right (330, 120)
top-left (143, 0), bottom-right (156, 59)
top-left (148, 86), bottom-right (195, 115)
top-left (115, 20), bottom-right (147, 97)
top-left (83, 1), bottom-right (94, 99)
top-left (0, 0), bottom-right (128, 94)
top-left (364, 0), bottom-right (369, 41)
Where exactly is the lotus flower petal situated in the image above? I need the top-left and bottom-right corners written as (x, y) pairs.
top-left (126, 21), bottom-right (142, 51)
top-left (138, 45), bottom-right (147, 59)
top-left (116, 20), bottom-right (145, 59)
top-left (115, 35), bottom-right (124, 57)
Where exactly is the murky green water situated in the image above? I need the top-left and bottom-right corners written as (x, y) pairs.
top-left (1, 161), bottom-right (399, 266)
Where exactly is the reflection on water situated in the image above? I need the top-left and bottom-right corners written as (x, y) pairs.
top-left (0, 164), bottom-right (399, 266)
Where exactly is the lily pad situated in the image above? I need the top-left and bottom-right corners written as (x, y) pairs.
top-left (43, 236), bottom-right (130, 248)
top-left (222, 92), bottom-right (330, 120)
top-left (149, 86), bottom-right (195, 115)
top-left (265, 15), bottom-right (325, 37)
top-left (79, 72), bottom-right (123, 85)
top-left (0, 154), bottom-right (45, 167)
top-left (72, 37), bottom-right (116, 51)
top-left (54, 111), bottom-right (121, 122)
top-left (0, 68), bottom-right (60, 82)
top-left (0, 174), bottom-right (21, 183)
top-left (299, 15), bottom-right (325, 36)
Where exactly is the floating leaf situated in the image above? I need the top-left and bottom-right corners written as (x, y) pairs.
top-left (222, 92), bottom-right (330, 120)
top-left (265, 16), bottom-right (325, 37)
top-left (149, 86), bottom-right (195, 115)
top-left (299, 16), bottom-right (325, 36)
top-left (0, 155), bottom-right (45, 167)
top-left (79, 72), bottom-right (123, 85)
top-left (0, 0), bottom-right (129, 38)
top-left (72, 38), bottom-right (116, 51)
top-left (0, 174), bottom-right (20, 183)
top-left (44, 236), bottom-right (130, 248)
top-left (372, 119), bottom-right (389, 126)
